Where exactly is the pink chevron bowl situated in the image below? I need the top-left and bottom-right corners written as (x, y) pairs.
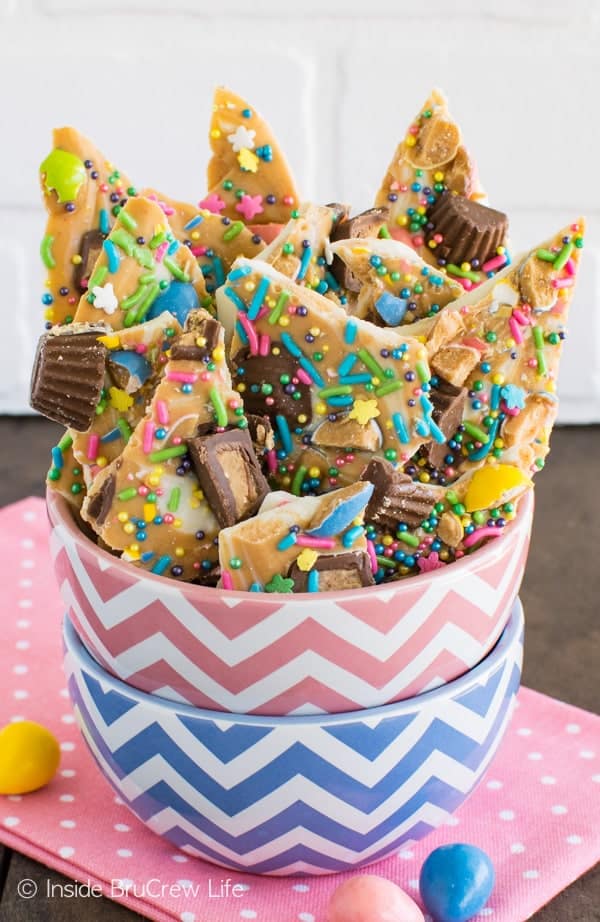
top-left (48, 489), bottom-right (533, 716)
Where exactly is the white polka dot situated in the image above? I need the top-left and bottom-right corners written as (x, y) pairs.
top-left (177, 879), bottom-right (194, 888)
top-left (23, 511), bottom-right (37, 521)
top-left (399, 849), bottom-right (414, 860)
top-left (18, 599), bottom-right (32, 608)
top-left (408, 879), bottom-right (419, 890)
top-left (499, 810), bottom-right (515, 821)
top-left (180, 914), bottom-right (195, 922)
top-left (3, 817), bottom-right (20, 828)
top-left (551, 805), bottom-right (568, 815)
top-left (444, 815), bottom-right (459, 826)
top-left (117, 849), bottom-right (133, 858)
top-left (240, 912), bottom-right (257, 920)
top-left (13, 690), bottom-right (29, 700)
top-left (21, 538), bottom-right (35, 549)
top-left (18, 579), bottom-right (32, 588)
top-left (59, 794), bottom-right (75, 803)
top-left (540, 776), bottom-right (556, 785)
top-left (61, 714), bottom-right (75, 724)
top-left (12, 665), bottom-right (28, 675)
top-left (566, 723), bottom-right (581, 734)
top-left (592, 774), bottom-right (600, 784)
top-left (114, 823), bottom-right (130, 832)
top-left (115, 879), bottom-right (134, 891)
top-left (580, 750), bottom-right (595, 760)
top-left (566, 835), bottom-right (583, 844)
top-left (238, 885), bottom-right (250, 892)
top-left (172, 854), bottom-right (188, 863)
top-left (517, 727), bottom-right (532, 736)
top-left (59, 689), bottom-right (69, 699)
top-left (15, 640), bottom-right (30, 650)
top-left (7, 796), bottom-right (22, 803)
top-left (523, 870), bottom-right (539, 879)
top-left (510, 842), bottom-right (526, 854)
top-left (479, 909), bottom-right (494, 916)
top-left (486, 780), bottom-right (503, 790)
top-left (60, 820), bottom-right (76, 829)
top-left (21, 560), bottom-right (35, 569)
top-left (114, 796), bottom-right (124, 805)
top-left (60, 742), bottom-right (75, 752)
top-left (16, 619), bottom-right (30, 629)
top-left (10, 716), bottom-right (24, 723)
top-left (298, 914), bottom-right (315, 922)
top-left (527, 752), bottom-right (543, 761)
top-left (61, 769), bottom-right (76, 778)
top-left (58, 846), bottom-right (75, 859)
top-left (293, 884), bottom-right (309, 892)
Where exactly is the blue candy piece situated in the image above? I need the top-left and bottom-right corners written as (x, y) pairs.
top-left (146, 281), bottom-right (199, 326)
top-left (374, 292), bottom-right (408, 326)
top-left (108, 350), bottom-right (152, 389)
top-left (307, 482), bottom-right (374, 538)
top-left (419, 843), bottom-right (495, 922)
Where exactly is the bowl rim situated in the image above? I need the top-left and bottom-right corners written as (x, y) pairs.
top-left (48, 487), bottom-right (533, 603)
top-left (63, 596), bottom-right (523, 728)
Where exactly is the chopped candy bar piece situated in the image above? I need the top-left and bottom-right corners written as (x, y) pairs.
top-left (82, 310), bottom-right (245, 580)
top-left (289, 550), bottom-right (374, 591)
top-left (218, 484), bottom-right (371, 591)
top-left (330, 237), bottom-right (462, 324)
top-left (187, 428), bottom-right (269, 528)
top-left (427, 377), bottom-right (467, 468)
top-left (330, 207), bottom-right (389, 291)
top-left (73, 197), bottom-right (207, 331)
top-left (361, 457), bottom-right (442, 528)
top-left (30, 324), bottom-right (108, 431)
top-left (39, 127), bottom-right (135, 326)
top-left (206, 87), bottom-right (299, 225)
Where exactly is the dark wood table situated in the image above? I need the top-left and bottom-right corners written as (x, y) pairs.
top-left (0, 418), bottom-right (598, 921)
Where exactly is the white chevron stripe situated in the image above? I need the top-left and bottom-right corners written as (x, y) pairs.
top-left (54, 514), bottom-right (528, 666)
top-left (66, 644), bottom-right (520, 790)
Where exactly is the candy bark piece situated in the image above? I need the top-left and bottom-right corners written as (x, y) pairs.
top-left (413, 219), bottom-right (585, 478)
top-left (374, 90), bottom-right (489, 266)
top-left (82, 311), bottom-right (245, 581)
top-left (259, 203), bottom-right (345, 303)
top-left (217, 484), bottom-right (370, 592)
top-left (39, 127), bottom-right (135, 326)
top-left (205, 86), bottom-right (299, 225)
top-left (69, 313), bottom-right (182, 475)
top-left (30, 323), bottom-right (109, 430)
top-left (329, 237), bottom-right (462, 325)
top-left (46, 430), bottom-right (87, 510)
top-left (218, 258), bottom-right (436, 472)
top-left (73, 197), bottom-right (207, 330)
top-left (330, 207), bottom-right (389, 292)
top-left (141, 188), bottom-right (265, 295)
top-left (187, 428), bottom-right (269, 527)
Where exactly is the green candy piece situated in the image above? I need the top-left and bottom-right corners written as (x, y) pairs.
top-left (265, 573), bottom-right (295, 594)
top-left (40, 149), bottom-right (86, 203)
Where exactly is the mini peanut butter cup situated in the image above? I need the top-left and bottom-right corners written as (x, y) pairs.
top-left (426, 193), bottom-right (507, 267)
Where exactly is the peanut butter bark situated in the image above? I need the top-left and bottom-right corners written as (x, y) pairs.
top-left (82, 311), bottom-right (248, 581)
top-left (39, 127), bottom-right (134, 326)
top-left (73, 197), bottom-right (207, 330)
top-left (205, 86), bottom-right (299, 225)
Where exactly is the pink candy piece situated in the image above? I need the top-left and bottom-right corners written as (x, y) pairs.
top-left (326, 875), bottom-right (424, 922)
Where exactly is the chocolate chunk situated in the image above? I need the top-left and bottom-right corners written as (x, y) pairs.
top-left (427, 377), bottom-right (467, 468)
top-left (330, 207), bottom-right (390, 291)
top-left (73, 229), bottom-right (106, 292)
top-left (324, 202), bottom-right (351, 226)
top-left (170, 315), bottom-right (221, 362)
top-left (29, 324), bottom-right (108, 431)
top-left (85, 474), bottom-right (116, 526)
top-left (361, 457), bottom-right (437, 528)
top-left (232, 348), bottom-right (312, 427)
top-left (246, 413), bottom-right (275, 453)
top-left (288, 551), bottom-right (374, 592)
top-left (425, 193), bottom-right (508, 267)
top-left (187, 428), bottom-right (270, 528)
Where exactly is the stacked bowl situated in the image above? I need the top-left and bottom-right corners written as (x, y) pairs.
top-left (51, 487), bottom-right (531, 875)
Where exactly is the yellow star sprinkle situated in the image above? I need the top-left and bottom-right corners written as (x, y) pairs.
top-left (296, 549), bottom-right (319, 572)
top-left (237, 148), bottom-right (259, 173)
top-left (108, 387), bottom-right (133, 411)
top-left (349, 398), bottom-right (380, 426)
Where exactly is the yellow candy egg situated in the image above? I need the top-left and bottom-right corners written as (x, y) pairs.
top-left (0, 721), bottom-right (60, 795)
top-left (465, 465), bottom-right (532, 513)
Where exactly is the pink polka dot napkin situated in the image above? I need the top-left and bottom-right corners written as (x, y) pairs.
top-left (0, 496), bottom-right (599, 922)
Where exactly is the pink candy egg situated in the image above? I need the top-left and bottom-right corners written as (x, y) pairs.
top-left (326, 875), bottom-right (425, 922)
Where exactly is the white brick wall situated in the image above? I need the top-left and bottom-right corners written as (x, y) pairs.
top-left (2, 0), bottom-right (598, 420)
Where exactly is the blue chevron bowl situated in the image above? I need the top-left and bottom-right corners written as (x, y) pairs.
top-left (63, 599), bottom-right (524, 876)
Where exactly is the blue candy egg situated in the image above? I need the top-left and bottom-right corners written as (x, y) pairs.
top-left (419, 843), bottom-right (495, 922)
top-left (146, 281), bottom-right (199, 326)
top-left (307, 482), bottom-right (374, 538)
top-left (108, 351), bottom-right (152, 389)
